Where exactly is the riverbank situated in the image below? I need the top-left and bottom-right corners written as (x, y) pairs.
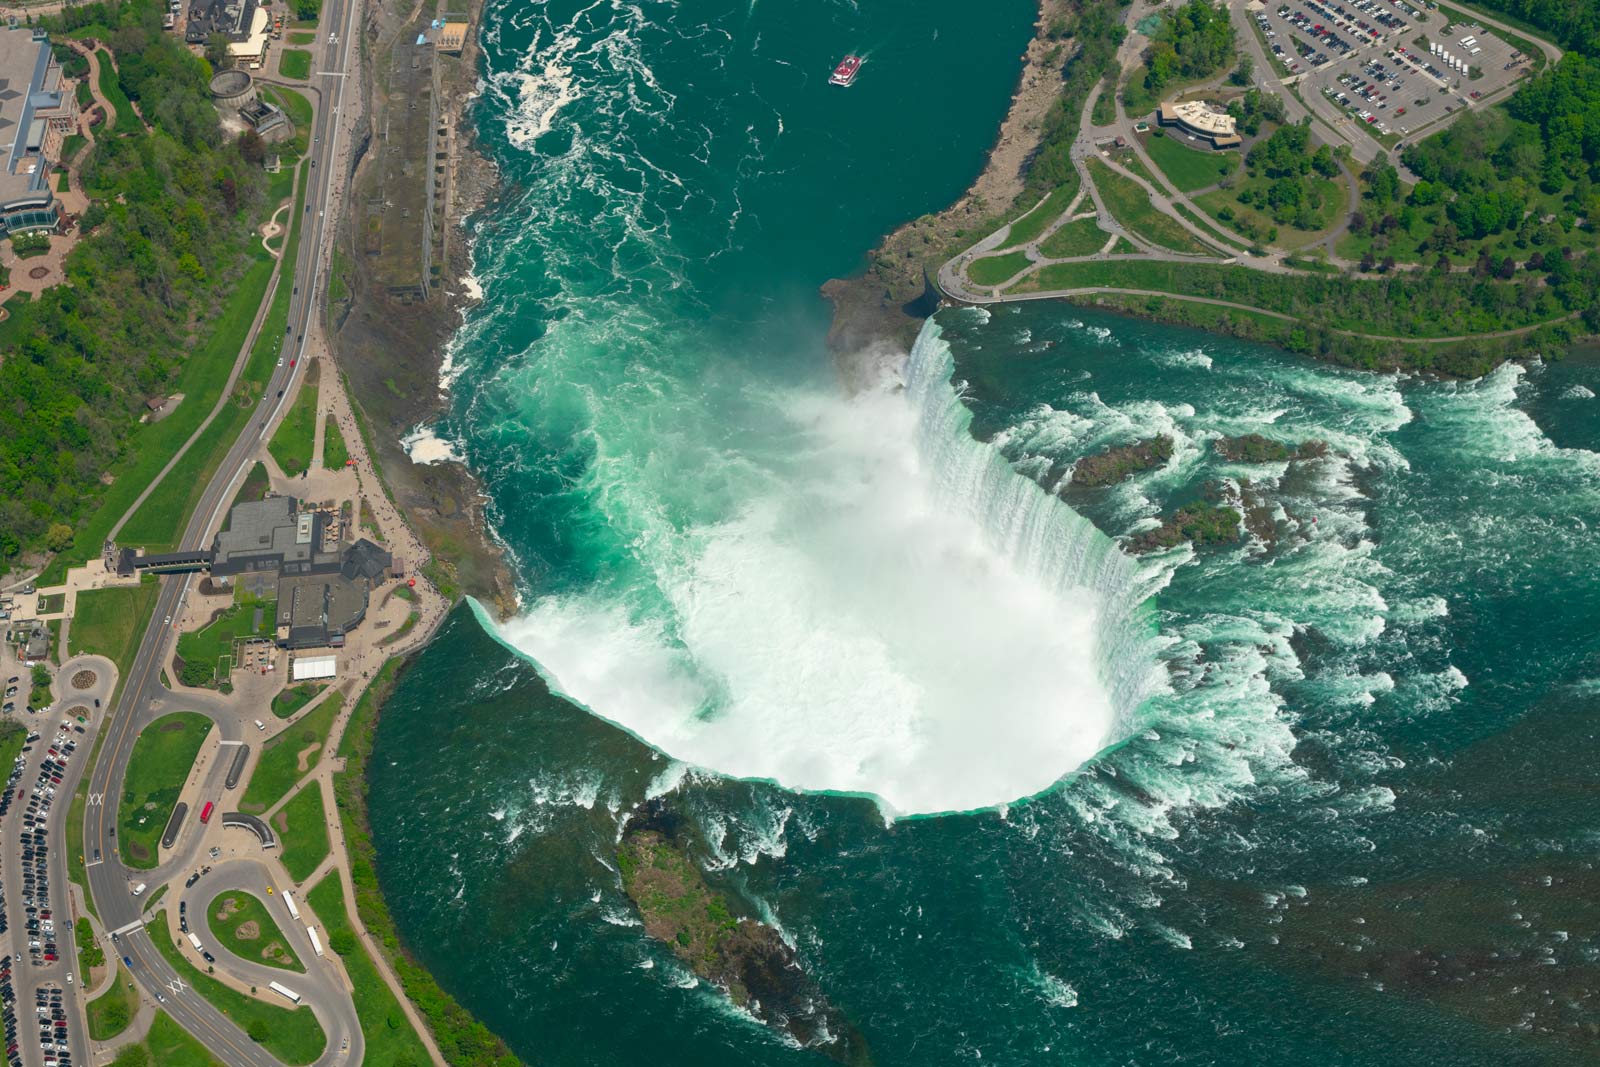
top-left (821, 0), bottom-right (1074, 359)
top-left (330, 0), bottom-right (517, 619)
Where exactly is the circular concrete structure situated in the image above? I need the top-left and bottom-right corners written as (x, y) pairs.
top-left (209, 68), bottom-right (256, 107)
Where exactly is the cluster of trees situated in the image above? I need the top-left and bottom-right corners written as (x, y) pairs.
top-left (1468, 0), bottom-right (1600, 55)
top-left (1233, 123), bottom-right (1339, 228)
top-left (1143, 0), bottom-right (1237, 98)
top-left (1226, 85), bottom-right (1286, 136)
top-left (0, 0), bottom-right (269, 566)
top-left (1026, 0), bottom-right (1131, 198)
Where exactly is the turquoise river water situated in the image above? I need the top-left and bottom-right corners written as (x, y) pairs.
top-left (365, 0), bottom-right (1600, 1063)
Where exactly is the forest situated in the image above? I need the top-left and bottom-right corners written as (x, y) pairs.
top-left (0, 0), bottom-right (268, 565)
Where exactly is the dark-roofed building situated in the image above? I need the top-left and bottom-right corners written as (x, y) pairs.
top-left (185, 0), bottom-right (262, 45)
top-left (0, 27), bottom-right (77, 236)
top-left (117, 495), bottom-right (391, 649)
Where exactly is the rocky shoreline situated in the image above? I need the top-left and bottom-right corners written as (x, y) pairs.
top-left (821, 0), bottom-right (1071, 359)
top-left (331, 0), bottom-right (517, 619)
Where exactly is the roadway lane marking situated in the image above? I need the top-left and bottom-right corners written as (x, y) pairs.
top-left (87, 792), bottom-right (103, 805)
top-left (111, 920), bottom-right (145, 937)
top-left (85, 858), bottom-right (103, 868)
top-left (167, 977), bottom-right (186, 995)
top-left (217, 740), bottom-right (245, 748)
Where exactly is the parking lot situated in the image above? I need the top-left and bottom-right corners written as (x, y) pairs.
top-left (1251, 0), bottom-right (1535, 147)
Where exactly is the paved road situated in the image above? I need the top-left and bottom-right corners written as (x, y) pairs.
top-left (74, 0), bottom-right (368, 1062)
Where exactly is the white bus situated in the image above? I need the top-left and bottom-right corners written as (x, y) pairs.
top-left (306, 926), bottom-right (324, 958)
top-left (269, 981), bottom-right (302, 1005)
top-left (283, 891), bottom-right (301, 922)
top-left (186, 932), bottom-right (204, 953)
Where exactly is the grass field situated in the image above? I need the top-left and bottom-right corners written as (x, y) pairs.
top-left (87, 965), bottom-right (136, 1040)
top-left (208, 890), bottom-right (303, 972)
top-left (306, 872), bottom-right (433, 1067)
top-left (1143, 132), bottom-right (1239, 192)
top-left (322, 416), bottom-right (350, 469)
top-left (150, 924), bottom-right (325, 1065)
top-left (115, 165), bottom-right (308, 554)
top-left (272, 683), bottom-right (325, 720)
top-left (118, 713), bottom-right (212, 869)
top-left (967, 251), bottom-right (1033, 287)
top-left (288, 30), bottom-right (317, 45)
top-left (242, 692), bottom-right (344, 813)
top-left (1089, 159), bottom-right (1213, 255)
top-left (1000, 179), bottom-right (1080, 249)
top-left (276, 786), bottom-right (331, 883)
top-left (268, 366), bottom-right (320, 477)
top-left (1039, 217), bottom-right (1112, 259)
top-left (95, 50), bottom-right (140, 136)
top-left (0, 723), bottom-right (24, 777)
top-left (1195, 173), bottom-right (1347, 251)
top-left (278, 49), bottom-right (313, 80)
top-left (69, 580), bottom-right (160, 676)
top-left (49, 248), bottom-right (277, 571)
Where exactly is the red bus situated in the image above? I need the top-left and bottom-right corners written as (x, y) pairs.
top-left (199, 801), bottom-right (214, 824)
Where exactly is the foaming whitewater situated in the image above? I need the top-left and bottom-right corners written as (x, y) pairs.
top-left (492, 321), bottom-right (1164, 815)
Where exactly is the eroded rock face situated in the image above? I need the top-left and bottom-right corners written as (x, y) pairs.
top-left (617, 803), bottom-right (872, 1064)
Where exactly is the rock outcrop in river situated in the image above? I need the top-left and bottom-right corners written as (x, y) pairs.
top-left (617, 802), bottom-right (872, 1064)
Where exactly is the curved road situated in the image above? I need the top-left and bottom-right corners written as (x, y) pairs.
top-left (78, 0), bottom-right (367, 1062)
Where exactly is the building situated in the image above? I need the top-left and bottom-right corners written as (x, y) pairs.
top-left (116, 496), bottom-right (392, 650)
top-left (0, 27), bottom-right (77, 236)
top-left (1157, 99), bottom-right (1242, 149)
top-left (226, 7), bottom-right (272, 68)
top-left (185, 0), bottom-right (261, 45)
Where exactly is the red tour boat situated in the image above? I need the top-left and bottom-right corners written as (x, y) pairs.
top-left (829, 55), bottom-right (862, 87)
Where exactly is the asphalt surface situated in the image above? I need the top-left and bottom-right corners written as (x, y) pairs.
top-left (73, 2), bottom-right (368, 1063)
top-left (0, 653), bottom-right (112, 1067)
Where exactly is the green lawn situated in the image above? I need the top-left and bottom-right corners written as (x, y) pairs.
top-left (967, 251), bottom-right (1033, 287)
top-left (232, 462), bottom-right (272, 510)
top-left (0, 722), bottom-right (25, 775)
top-left (1039, 217), bottom-right (1112, 259)
top-left (242, 692), bottom-right (344, 813)
top-left (1000, 179), bottom-right (1080, 249)
top-left (264, 85), bottom-right (314, 130)
top-left (118, 712), bottom-right (212, 869)
top-left (1089, 159), bottom-right (1213, 255)
top-left (272, 683), bottom-right (326, 720)
top-left (69, 580), bottom-right (161, 676)
top-left (1090, 80), bottom-right (1117, 126)
top-left (149, 923), bottom-right (326, 1065)
top-left (322, 416), bottom-right (351, 469)
top-left (87, 964), bottom-right (137, 1040)
top-left (175, 592), bottom-right (275, 687)
top-left (268, 368), bottom-right (320, 477)
top-left (278, 49), bottom-right (313, 80)
top-left (137, 1011), bottom-right (227, 1067)
top-left (96, 50), bottom-right (140, 135)
top-left (306, 872), bottom-right (433, 1067)
top-left (1143, 132), bottom-right (1239, 193)
top-left (1194, 173), bottom-right (1347, 251)
top-left (288, 31), bottom-right (317, 44)
top-left (276, 786), bottom-right (331, 883)
top-left (76, 915), bottom-right (105, 979)
top-left (208, 890), bottom-right (303, 972)
top-left (48, 248), bottom-right (276, 571)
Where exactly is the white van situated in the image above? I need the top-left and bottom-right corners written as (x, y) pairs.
top-left (130, 882), bottom-right (147, 897)
top-left (254, 719), bottom-right (267, 732)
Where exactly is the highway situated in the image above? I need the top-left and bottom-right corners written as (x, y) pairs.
top-left (73, 0), bottom-right (369, 1062)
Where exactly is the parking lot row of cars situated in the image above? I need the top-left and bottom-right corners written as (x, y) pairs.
top-left (33, 983), bottom-right (70, 1067)
top-left (1262, 0), bottom-right (1412, 74)
top-left (20, 723), bottom-right (81, 969)
top-left (0, 956), bottom-right (20, 1067)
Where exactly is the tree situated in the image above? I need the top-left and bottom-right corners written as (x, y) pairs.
top-left (45, 523), bottom-right (73, 551)
top-left (205, 32), bottom-right (232, 72)
top-left (247, 1019), bottom-right (269, 1043)
top-left (238, 128), bottom-right (266, 166)
top-left (329, 928), bottom-right (357, 955)
top-left (1230, 55), bottom-right (1253, 87)
top-left (1311, 144), bottom-right (1337, 178)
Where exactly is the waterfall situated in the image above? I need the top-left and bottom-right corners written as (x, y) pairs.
top-left (902, 319), bottom-right (1165, 737)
